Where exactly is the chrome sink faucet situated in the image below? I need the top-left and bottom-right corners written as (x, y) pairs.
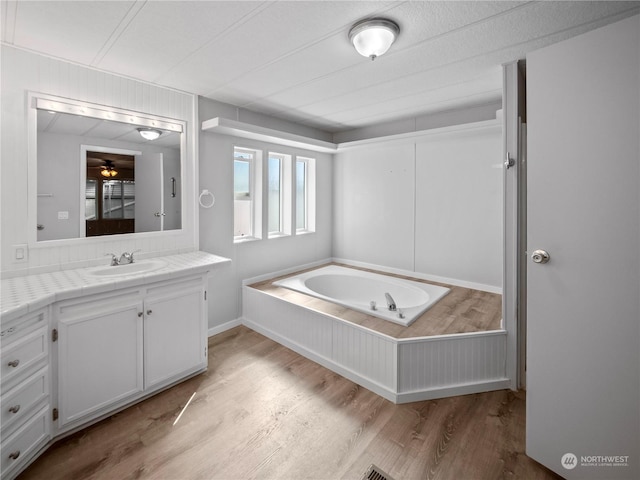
top-left (105, 253), bottom-right (120, 266)
top-left (119, 249), bottom-right (141, 265)
top-left (105, 249), bottom-right (141, 266)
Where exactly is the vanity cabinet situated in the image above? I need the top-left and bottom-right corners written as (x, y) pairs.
top-left (57, 296), bottom-right (144, 427)
top-left (55, 274), bottom-right (207, 432)
top-left (0, 309), bottom-right (51, 480)
top-left (144, 281), bottom-right (205, 389)
top-left (0, 252), bottom-right (227, 479)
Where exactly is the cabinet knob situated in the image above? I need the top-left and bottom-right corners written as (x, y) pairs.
top-left (7, 359), bottom-right (20, 368)
top-left (8, 450), bottom-right (20, 460)
top-left (8, 405), bottom-right (20, 414)
top-left (138, 312), bottom-right (143, 317)
top-left (146, 310), bottom-right (152, 315)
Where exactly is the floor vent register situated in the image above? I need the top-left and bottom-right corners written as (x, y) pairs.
top-left (362, 464), bottom-right (394, 480)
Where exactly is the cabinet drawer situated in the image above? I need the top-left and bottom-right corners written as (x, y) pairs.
top-left (1, 310), bottom-right (47, 345)
top-left (1, 367), bottom-right (49, 434)
top-left (1, 406), bottom-right (50, 479)
top-left (1, 328), bottom-right (48, 389)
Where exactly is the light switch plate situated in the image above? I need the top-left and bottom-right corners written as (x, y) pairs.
top-left (12, 244), bottom-right (28, 262)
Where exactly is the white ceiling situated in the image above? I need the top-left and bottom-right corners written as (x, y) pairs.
top-left (3, 1), bottom-right (639, 133)
top-left (37, 109), bottom-right (181, 149)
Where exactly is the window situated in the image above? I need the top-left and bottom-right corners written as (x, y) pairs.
top-left (234, 147), bottom-right (262, 241)
top-left (233, 148), bottom-right (313, 241)
top-left (268, 152), bottom-right (292, 238)
top-left (296, 156), bottom-right (316, 233)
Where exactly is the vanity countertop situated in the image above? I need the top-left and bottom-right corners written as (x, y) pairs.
top-left (1, 251), bottom-right (231, 322)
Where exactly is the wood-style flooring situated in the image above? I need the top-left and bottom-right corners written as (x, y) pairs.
top-left (20, 326), bottom-right (561, 480)
top-left (250, 263), bottom-right (503, 339)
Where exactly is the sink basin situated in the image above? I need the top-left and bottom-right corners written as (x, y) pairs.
top-left (87, 259), bottom-right (167, 277)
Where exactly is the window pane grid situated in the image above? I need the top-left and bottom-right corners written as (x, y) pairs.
top-left (234, 148), bottom-right (255, 239)
top-left (268, 155), bottom-right (283, 234)
top-left (296, 160), bottom-right (307, 231)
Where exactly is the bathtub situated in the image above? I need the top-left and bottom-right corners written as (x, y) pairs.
top-left (273, 265), bottom-right (450, 326)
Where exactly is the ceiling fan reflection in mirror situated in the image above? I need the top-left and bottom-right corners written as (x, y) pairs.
top-left (100, 159), bottom-right (118, 177)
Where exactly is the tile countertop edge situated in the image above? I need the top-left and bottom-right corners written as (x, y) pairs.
top-left (1, 251), bottom-right (231, 324)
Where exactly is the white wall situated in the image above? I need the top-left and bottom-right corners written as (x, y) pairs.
top-left (198, 97), bottom-right (333, 330)
top-left (0, 46), bottom-right (197, 276)
top-left (334, 123), bottom-right (502, 290)
top-left (162, 148), bottom-right (182, 231)
top-left (333, 100), bottom-right (502, 143)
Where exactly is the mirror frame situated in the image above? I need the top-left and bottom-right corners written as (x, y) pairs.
top-left (27, 92), bottom-right (187, 247)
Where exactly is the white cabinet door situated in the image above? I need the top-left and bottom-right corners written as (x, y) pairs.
top-left (58, 301), bottom-right (144, 426)
top-left (144, 286), bottom-right (205, 389)
top-left (526, 16), bottom-right (639, 479)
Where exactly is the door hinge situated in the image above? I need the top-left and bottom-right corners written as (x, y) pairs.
top-left (52, 408), bottom-right (59, 421)
top-left (52, 328), bottom-right (58, 342)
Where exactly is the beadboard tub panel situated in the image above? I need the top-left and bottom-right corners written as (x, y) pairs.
top-left (397, 332), bottom-right (508, 394)
top-left (242, 286), bottom-right (510, 404)
top-left (242, 287), bottom-right (333, 359)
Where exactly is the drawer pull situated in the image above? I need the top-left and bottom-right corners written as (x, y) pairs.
top-left (8, 404), bottom-right (21, 414)
top-left (8, 450), bottom-right (20, 460)
top-left (7, 359), bottom-right (20, 368)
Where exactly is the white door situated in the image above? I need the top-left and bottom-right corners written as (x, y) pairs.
top-left (135, 152), bottom-right (164, 232)
top-left (526, 16), bottom-right (639, 479)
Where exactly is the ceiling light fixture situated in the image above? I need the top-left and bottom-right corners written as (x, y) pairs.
top-left (349, 18), bottom-right (400, 60)
top-left (137, 127), bottom-right (162, 141)
top-left (100, 160), bottom-right (118, 178)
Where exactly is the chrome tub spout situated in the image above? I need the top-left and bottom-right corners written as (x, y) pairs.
top-left (385, 292), bottom-right (397, 311)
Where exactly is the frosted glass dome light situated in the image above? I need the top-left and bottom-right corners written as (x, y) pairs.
top-left (137, 127), bottom-right (162, 140)
top-left (349, 19), bottom-right (400, 60)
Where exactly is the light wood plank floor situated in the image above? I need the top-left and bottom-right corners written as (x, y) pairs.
top-left (250, 263), bottom-right (502, 338)
top-left (20, 327), bottom-right (560, 480)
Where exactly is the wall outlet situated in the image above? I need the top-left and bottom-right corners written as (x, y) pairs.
top-left (13, 244), bottom-right (28, 262)
top-left (58, 211), bottom-right (69, 220)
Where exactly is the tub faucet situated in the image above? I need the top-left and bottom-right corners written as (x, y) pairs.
top-left (385, 292), bottom-right (397, 311)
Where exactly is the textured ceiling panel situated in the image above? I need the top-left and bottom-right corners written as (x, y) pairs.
top-left (255, 1), bottom-right (637, 110)
top-left (11, 0), bottom-right (136, 65)
top-left (98, 1), bottom-right (263, 82)
top-left (4, 0), bottom-right (639, 133)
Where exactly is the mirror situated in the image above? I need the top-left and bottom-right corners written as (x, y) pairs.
top-left (33, 95), bottom-right (183, 242)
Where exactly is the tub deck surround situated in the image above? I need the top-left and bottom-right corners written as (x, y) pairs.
top-left (0, 251), bottom-right (231, 322)
top-left (244, 263), bottom-right (508, 403)
top-left (250, 263), bottom-right (502, 339)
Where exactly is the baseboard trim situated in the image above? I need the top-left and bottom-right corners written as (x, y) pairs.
top-left (208, 318), bottom-right (242, 337)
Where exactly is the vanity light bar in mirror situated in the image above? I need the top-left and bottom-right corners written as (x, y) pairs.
top-left (35, 98), bottom-right (183, 133)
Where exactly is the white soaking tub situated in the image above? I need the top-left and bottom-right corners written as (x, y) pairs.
top-left (273, 265), bottom-right (450, 326)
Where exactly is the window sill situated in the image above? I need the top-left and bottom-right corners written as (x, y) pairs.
top-left (268, 232), bottom-right (291, 240)
top-left (234, 236), bottom-right (261, 244)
